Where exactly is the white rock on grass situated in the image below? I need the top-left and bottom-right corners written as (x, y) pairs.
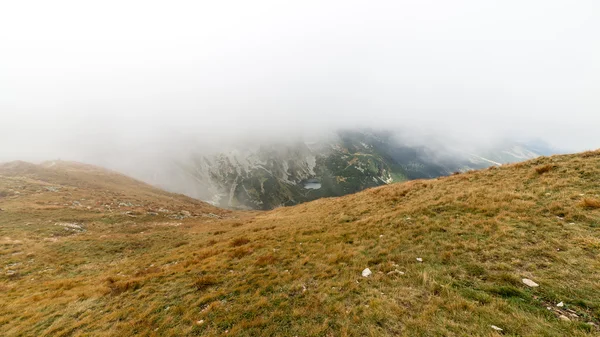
top-left (559, 315), bottom-right (571, 322)
top-left (362, 268), bottom-right (372, 277)
top-left (522, 278), bottom-right (539, 287)
top-left (416, 258), bottom-right (423, 262)
top-left (557, 302), bottom-right (564, 307)
top-left (490, 325), bottom-right (503, 331)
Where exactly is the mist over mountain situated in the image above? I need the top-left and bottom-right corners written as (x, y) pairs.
top-left (112, 128), bottom-right (548, 210)
top-left (1, 0), bottom-right (599, 168)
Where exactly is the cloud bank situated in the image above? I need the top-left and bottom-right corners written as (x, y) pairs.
top-left (1, 0), bottom-right (599, 165)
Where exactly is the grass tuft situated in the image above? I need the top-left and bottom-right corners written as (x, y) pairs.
top-left (230, 237), bottom-right (251, 247)
top-left (255, 254), bottom-right (277, 266)
top-left (105, 277), bottom-right (141, 295)
top-left (580, 198), bottom-right (600, 209)
top-left (194, 276), bottom-right (218, 291)
top-left (535, 164), bottom-right (554, 174)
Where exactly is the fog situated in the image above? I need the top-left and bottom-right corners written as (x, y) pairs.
top-left (1, 0), bottom-right (599, 168)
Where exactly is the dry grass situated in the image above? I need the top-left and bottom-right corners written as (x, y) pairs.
top-left (1, 152), bottom-right (600, 336)
top-left (580, 198), bottom-right (600, 209)
top-left (194, 276), bottom-right (219, 291)
top-left (535, 163), bottom-right (554, 174)
top-left (230, 237), bottom-right (251, 247)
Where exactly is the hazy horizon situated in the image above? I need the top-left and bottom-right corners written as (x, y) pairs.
top-left (2, 1), bottom-right (599, 165)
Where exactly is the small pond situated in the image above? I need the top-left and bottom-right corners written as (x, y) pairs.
top-left (303, 179), bottom-right (321, 190)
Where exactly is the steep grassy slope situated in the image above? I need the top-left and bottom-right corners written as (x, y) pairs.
top-left (1, 152), bottom-right (599, 336)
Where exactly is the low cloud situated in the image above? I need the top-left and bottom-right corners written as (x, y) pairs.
top-left (1, 0), bottom-right (599, 167)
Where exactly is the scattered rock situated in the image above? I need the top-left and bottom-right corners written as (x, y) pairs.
top-left (147, 212), bottom-right (158, 216)
top-left (44, 186), bottom-right (60, 192)
top-left (557, 302), bottom-right (564, 307)
top-left (490, 325), bottom-right (503, 331)
top-left (55, 222), bottom-right (85, 232)
top-left (196, 320), bottom-right (204, 325)
top-left (180, 210), bottom-right (191, 217)
top-left (158, 208), bottom-right (170, 213)
top-left (416, 257), bottom-right (423, 262)
top-left (387, 269), bottom-right (405, 276)
top-left (568, 222), bottom-right (575, 225)
top-left (559, 315), bottom-right (571, 322)
top-left (362, 268), bottom-right (372, 277)
top-left (522, 278), bottom-right (539, 287)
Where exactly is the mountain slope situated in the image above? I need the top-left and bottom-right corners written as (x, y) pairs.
top-left (1, 151), bottom-right (599, 336)
top-left (0, 160), bottom-right (228, 218)
top-left (148, 130), bottom-right (542, 210)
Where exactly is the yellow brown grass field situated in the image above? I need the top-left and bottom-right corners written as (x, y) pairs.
top-left (1, 152), bottom-right (600, 336)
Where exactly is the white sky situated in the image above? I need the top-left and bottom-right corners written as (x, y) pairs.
top-left (1, 0), bottom-right (599, 162)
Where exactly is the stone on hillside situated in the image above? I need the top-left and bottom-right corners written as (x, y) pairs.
top-left (416, 257), bottom-right (423, 262)
top-left (387, 269), bottom-right (405, 276)
top-left (557, 302), bottom-right (564, 307)
top-left (362, 268), bottom-right (372, 277)
top-left (181, 210), bottom-right (192, 217)
top-left (490, 325), bottom-right (503, 331)
top-left (55, 222), bottom-right (84, 231)
top-left (559, 315), bottom-right (571, 322)
top-left (522, 278), bottom-right (539, 287)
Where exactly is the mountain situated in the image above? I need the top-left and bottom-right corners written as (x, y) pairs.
top-left (146, 130), bottom-right (544, 210)
top-left (1, 150), bottom-right (599, 336)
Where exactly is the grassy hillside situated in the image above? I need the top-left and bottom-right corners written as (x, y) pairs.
top-left (1, 152), bottom-right (599, 336)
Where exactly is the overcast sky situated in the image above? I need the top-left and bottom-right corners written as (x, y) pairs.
top-left (1, 0), bottom-right (599, 163)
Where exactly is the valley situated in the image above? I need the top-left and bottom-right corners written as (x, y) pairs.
top-left (141, 130), bottom-right (545, 210)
